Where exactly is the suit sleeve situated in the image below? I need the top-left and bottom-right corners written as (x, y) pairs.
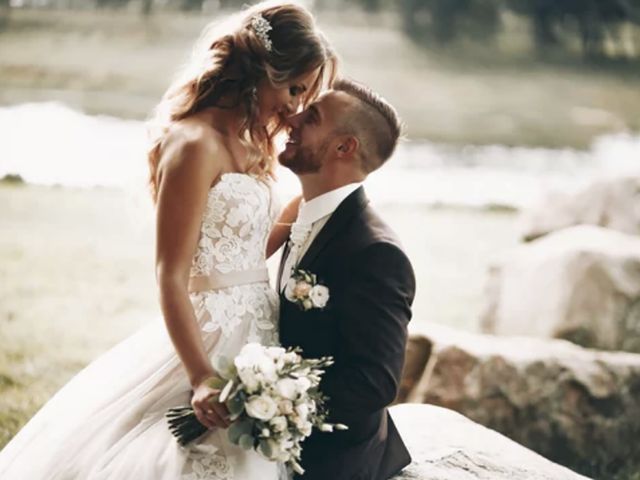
top-left (321, 242), bottom-right (416, 420)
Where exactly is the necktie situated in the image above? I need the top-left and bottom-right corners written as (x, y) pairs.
top-left (280, 221), bottom-right (312, 291)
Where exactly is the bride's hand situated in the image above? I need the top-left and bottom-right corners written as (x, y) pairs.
top-left (191, 378), bottom-right (231, 430)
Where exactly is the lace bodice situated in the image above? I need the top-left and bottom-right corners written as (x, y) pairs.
top-left (186, 171), bottom-right (281, 349)
top-left (190, 173), bottom-right (278, 277)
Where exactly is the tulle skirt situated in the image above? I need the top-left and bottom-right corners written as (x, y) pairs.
top-left (0, 283), bottom-right (283, 480)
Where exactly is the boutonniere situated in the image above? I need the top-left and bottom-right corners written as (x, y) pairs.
top-left (284, 269), bottom-right (330, 311)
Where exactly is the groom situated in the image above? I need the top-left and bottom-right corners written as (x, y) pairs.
top-left (277, 78), bottom-right (416, 480)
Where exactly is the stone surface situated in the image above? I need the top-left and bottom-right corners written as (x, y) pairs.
top-left (396, 335), bottom-right (432, 404)
top-left (480, 225), bottom-right (640, 353)
top-left (519, 175), bottom-right (640, 242)
top-left (398, 324), bottom-right (640, 479)
top-left (390, 403), bottom-right (589, 480)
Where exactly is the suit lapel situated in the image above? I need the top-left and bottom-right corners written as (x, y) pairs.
top-left (277, 240), bottom-right (292, 292)
top-left (298, 186), bottom-right (369, 270)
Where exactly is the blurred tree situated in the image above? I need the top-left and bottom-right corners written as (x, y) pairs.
top-left (357, 0), bottom-right (382, 13)
top-left (0, 0), bottom-right (9, 31)
top-left (401, 0), bottom-right (640, 61)
top-left (219, 0), bottom-right (250, 8)
top-left (142, 0), bottom-right (153, 16)
top-left (182, 0), bottom-right (204, 12)
top-left (508, 0), bottom-right (640, 60)
top-left (401, 0), bottom-right (500, 45)
top-left (96, 0), bottom-right (131, 8)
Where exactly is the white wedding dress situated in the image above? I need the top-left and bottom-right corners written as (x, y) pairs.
top-left (0, 173), bottom-right (284, 480)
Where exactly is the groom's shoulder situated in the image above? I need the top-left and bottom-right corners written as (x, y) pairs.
top-left (349, 203), bottom-right (408, 258)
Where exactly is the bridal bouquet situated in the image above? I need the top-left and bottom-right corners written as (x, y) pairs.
top-left (166, 343), bottom-right (347, 474)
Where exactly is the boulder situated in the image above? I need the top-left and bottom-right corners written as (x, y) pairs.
top-left (390, 403), bottom-right (590, 480)
top-left (519, 175), bottom-right (640, 242)
top-left (399, 323), bottom-right (640, 479)
top-left (480, 225), bottom-right (640, 353)
top-left (396, 334), bottom-right (432, 403)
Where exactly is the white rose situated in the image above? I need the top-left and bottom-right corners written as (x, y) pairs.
top-left (284, 278), bottom-right (298, 302)
top-left (270, 416), bottom-right (287, 432)
top-left (235, 343), bottom-right (268, 370)
top-left (275, 378), bottom-right (298, 400)
top-left (265, 346), bottom-right (286, 359)
top-left (294, 377), bottom-right (312, 394)
top-left (295, 403), bottom-right (309, 420)
top-left (245, 394), bottom-right (278, 421)
top-left (237, 367), bottom-right (260, 393)
top-left (256, 356), bottom-right (277, 382)
top-left (278, 399), bottom-right (294, 415)
top-left (299, 421), bottom-right (312, 436)
top-left (309, 285), bottom-right (330, 308)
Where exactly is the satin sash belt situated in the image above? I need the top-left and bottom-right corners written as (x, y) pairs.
top-left (188, 268), bottom-right (269, 293)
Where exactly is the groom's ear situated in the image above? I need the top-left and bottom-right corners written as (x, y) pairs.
top-left (336, 136), bottom-right (359, 159)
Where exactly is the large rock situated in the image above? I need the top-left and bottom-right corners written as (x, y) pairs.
top-left (520, 175), bottom-right (640, 242)
top-left (399, 324), bottom-right (640, 479)
top-left (390, 404), bottom-right (589, 480)
top-left (480, 225), bottom-right (640, 353)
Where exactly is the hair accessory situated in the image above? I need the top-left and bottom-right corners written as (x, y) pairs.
top-left (250, 14), bottom-right (273, 52)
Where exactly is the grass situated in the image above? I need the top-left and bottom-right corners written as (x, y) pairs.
top-left (0, 184), bottom-right (157, 447)
top-left (0, 8), bottom-right (639, 147)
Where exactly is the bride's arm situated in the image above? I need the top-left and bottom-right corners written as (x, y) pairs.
top-left (265, 195), bottom-right (302, 258)
top-left (155, 131), bottom-right (229, 429)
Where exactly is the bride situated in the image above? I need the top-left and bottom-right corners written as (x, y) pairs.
top-left (0, 2), bottom-right (336, 479)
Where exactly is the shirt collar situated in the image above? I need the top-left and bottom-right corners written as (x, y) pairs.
top-left (297, 183), bottom-right (362, 225)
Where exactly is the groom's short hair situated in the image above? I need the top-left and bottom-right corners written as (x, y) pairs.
top-left (333, 78), bottom-right (402, 173)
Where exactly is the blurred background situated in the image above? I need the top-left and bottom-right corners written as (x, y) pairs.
top-left (1, 0), bottom-right (639, 472)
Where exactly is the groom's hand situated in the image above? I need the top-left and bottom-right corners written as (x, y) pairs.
top-left (191, 380), bottom-right (231, 430)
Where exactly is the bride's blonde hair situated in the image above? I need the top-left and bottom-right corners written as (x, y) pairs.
top-left (147, 1), bottom-right (337, 202)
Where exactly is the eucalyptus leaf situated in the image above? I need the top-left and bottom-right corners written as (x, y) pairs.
top-left (204, 376), bottom-right (227, 390)
top-left (239, 434), bottom-right (254, 450)
top-left (215, 356), bottom-right (236, 379)
top-left (259, 439), bottom-right (273, 459)
top-left (228, 419), bottom-right (253, 444)
top-left (227, 392), bottom-right (245, 416)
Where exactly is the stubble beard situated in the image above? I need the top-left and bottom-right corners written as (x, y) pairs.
top-left (279, 139), bottom-right (330, 175)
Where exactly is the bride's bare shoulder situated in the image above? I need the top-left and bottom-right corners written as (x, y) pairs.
top-left (158, 118), bottom-right (230, 175)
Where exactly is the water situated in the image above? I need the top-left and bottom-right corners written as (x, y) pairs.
top-left (2, 101), bottom-right (638, 330)
top-left (1, 102), bottom-right (639, 210)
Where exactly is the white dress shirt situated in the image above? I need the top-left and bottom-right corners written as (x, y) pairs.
top-left (280, 182), bottom-right (362, 290)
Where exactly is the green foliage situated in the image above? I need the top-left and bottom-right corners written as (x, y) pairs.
top-left (400, 0), bottom-right (640, 61)
top-left (0, 174), bottom-right (25, 185)
top-left (228, 418), bottom-right (253, 444)
top-left (259, 438), bottom-right (272, 458)
top-left (238, 433), bottom-right (254, 450)
top-left (227, 390), bottom-right (246, 416)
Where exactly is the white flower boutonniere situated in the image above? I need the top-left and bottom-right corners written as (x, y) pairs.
top-left (284, 269), bottom-right (330, 311)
